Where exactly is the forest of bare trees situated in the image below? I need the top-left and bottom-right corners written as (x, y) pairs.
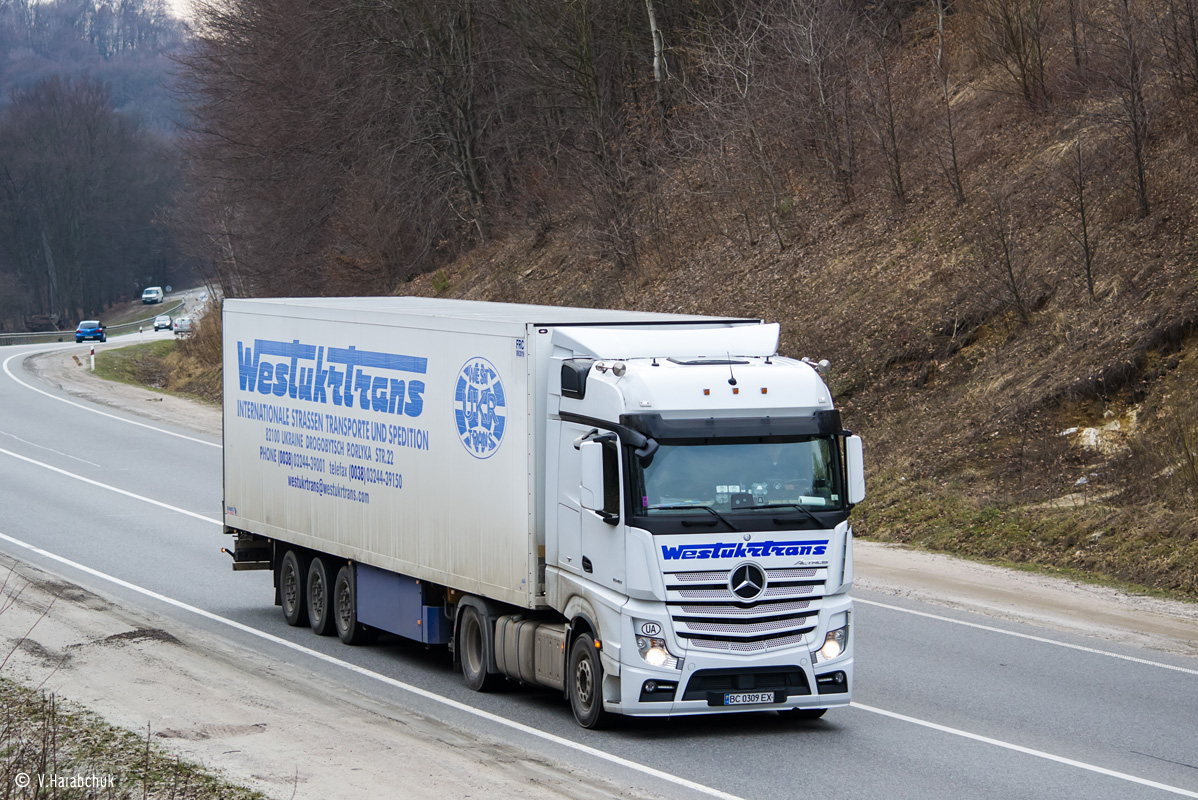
top-left (0, 0), bottom-right (187, 328)
top-left (178, 0), bottom-right (1198, 309)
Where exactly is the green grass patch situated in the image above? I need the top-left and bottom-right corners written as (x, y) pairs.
top-left (1, 677), bottom-right (264, 799)
top-left (93, 340), bottom-right (178, 391)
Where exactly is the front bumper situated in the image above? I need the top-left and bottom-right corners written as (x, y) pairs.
top-left (608, 597), bottom-right (854, 717)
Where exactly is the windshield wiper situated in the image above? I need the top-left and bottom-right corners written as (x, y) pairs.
top-left (751, 503), bottom-right (824, 527)
top-left (648, 504), bottom-right (739, 530)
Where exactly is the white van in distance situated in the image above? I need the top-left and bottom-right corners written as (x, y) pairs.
top-left (141, 287), bottom-right (164, 304)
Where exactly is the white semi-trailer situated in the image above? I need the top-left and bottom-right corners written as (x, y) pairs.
top-left (222, 298), bottom-right (865, 728)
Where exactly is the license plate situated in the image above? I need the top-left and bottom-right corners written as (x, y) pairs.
top-left (720, 691), bottom-right (780, 706)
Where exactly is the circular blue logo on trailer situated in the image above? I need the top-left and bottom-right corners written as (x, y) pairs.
top-left (454, 357), bottom-right (506, 459)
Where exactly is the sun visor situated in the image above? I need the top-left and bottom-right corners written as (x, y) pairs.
top-left (552, 323), bottom-right (779, 360)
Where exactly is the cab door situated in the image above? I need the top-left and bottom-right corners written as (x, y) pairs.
top-left (565, 423), bottom-right (626, 591)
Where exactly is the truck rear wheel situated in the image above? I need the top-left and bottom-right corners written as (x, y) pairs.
top-left (307, 557), bottom-right (337, 636)
top-left (279, 549), bottom-right (309, 627)
top-left (459, 605), bottom-right (499, 692)
top-left (568, 633), bottom-right (609, 729)
top-left (333, 565), bottom-right (376, 645)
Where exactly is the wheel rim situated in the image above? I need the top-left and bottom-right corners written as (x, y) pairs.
top-left (282, 562), bottom-right (298, 613)
top-left (310, 571), bottom-right (326, 620)
top-left (575, 654), bottom-right (595, 708)
top-left (336, 579), bottom-right (353, 632)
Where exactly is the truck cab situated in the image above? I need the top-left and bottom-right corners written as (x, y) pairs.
top-left (542, 324), bottom-right (864, 725)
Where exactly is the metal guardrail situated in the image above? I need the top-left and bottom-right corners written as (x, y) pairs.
top-left (0, 300), bottom-right (188, 346)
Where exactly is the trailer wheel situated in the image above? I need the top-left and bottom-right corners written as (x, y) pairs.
top-left (568, 634), bottom-right (609, 729)
top-left (459, 606), bottom-right (499, 692)
top-left (307, 557), bottom-right (337, 636)
top-left (779, 708), bottom-right (827, 721)
top-left (333, 565), bottom-right (376, 645)
top-left (279, 550), bottom-right (309, 627)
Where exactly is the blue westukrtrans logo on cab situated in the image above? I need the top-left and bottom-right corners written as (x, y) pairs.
top-left (661, 540), bottom-right (829, 560)
top-left (455, 357), bottom-right (505, 458)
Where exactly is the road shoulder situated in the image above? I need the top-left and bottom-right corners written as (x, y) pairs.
top-left (0, 555), bottom-right (656, 800)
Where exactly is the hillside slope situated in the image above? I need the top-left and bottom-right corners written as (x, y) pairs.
top-left (395, 4), bottom-right (1198, 598)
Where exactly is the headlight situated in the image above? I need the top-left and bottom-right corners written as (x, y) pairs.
top-left (815, 625), bottom-right (848, 663)
top-left (636, 635), bottom-right (680, 669)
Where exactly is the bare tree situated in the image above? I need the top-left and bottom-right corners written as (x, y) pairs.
top-left (675, 7), bottom-right (791, 249)
top-left (978, 189), bottom-right (1032, 324)
top-left (968, 0), bottom-right (1052, 106)
top-left (933, 0), bottom-right (966, 205)
top-left (1102, 0), bottom-right (1152, 218)
top-left (1159, 0), bottom-right (1198, 95)
top-left (780, 0), bottom-right (862, 205)
top-left (1060, 119), bottom-right (1100, 299)
top-left (862, 9), bottom-right (907, 204)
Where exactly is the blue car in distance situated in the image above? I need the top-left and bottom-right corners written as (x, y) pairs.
top-left (75, 320), bottom-right (106, 343)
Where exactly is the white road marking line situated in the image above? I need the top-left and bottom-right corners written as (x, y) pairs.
top-left (856, 598), bottom-right (1198, 677)
top-left (2, 350), bottom-right (220, 450)
top-left (0, 430), bottom-right (101, 467)
top-left (0, 445), bottom-right (220, 527)
top-left (4, 530), bottom-right (1195, 800)
top-left (851, 702), bottom-right (1198, 798)
top-left (0, 530), bottom-right (747, 800)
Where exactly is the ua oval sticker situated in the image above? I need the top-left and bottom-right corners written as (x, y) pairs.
top-left (454, 357), bottom-right (506, 459)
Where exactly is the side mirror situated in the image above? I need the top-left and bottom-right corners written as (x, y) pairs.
top-left (845, 435), bottom-right (865, 505)
top-left (579, 440), bottom-right (604, 512)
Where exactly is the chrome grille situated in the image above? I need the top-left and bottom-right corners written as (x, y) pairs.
top-left (688, 633), bottom-right (807, 653)
top-left (674, 585), bottom-right (815, 600)
top-left (680, 615), bottom-right (816, 635)
top-left (678, 600), bottom-right (811, 616)
top-left (664, 567), bottom-right (825, 652)
top-left (668, 568), bottom-right (817, 583)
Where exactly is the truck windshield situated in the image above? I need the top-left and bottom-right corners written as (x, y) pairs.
top-left (631, 438), bottom-right (843, 518)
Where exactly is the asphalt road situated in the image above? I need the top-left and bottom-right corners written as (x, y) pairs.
top-left (1, 334), bottom-right (1197, 800)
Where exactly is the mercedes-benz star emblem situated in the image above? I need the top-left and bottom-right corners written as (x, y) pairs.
top-left (729, 563), bottom-right (767, 601)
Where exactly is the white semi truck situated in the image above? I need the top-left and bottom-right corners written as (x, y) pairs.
top-left (222, 298), bottom-right (864, 728)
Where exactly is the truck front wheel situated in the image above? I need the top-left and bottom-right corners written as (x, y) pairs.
top-left (459, 606), bottom-right (499, 692)
top-left (568, 634), bottom-right (609, 729)
top-left (307, 557), bottom-right (337, 636)
top-left (279, 550), bottom-right (309, 627)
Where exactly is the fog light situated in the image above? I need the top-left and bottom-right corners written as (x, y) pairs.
top-left (645, 680), bottom-right (658, 693)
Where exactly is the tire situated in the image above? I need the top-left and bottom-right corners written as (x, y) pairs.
top-left (279, 549), bottom-right (309, 627)
top-left (307, 556), bottom-right (337, 636)
top-left (568, 633), bottom-right (609, 729)
top-left (459, 605), bottom-right (499, 692)
top-left (333, 565), bottom-right (376, 645)
top-left (100, 334), bottom-right (106, 342)
top-left (779, 707), bottom-right (827, 721)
